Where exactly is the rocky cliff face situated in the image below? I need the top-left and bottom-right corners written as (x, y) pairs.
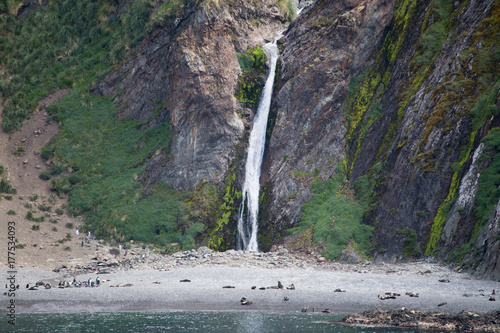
top-left (344, 0), bottom-right (499, 278)
top-left (260, 0), bottom-right (394, 241)
top-left (92, 0), bottom-right (499, 278)
top-left (93, 0), bottom-right (285, 191)
top-left (262, 0), bottom-right (499, 279)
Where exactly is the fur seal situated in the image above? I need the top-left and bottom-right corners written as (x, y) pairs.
top-left (180, 279), bottom-right (191, 283)
top-left (283, 296), bottom-right (289, 301)
top-left (334, 288), bottom-right (346, 292)
top-left (251, 286), bottom-right (256, 290)
top-left (240, 297), bottom-right (253, 305)
top-left (223, 286), bottom-right (235, 289)
top-left (322, 309), bottom-right (331, 313)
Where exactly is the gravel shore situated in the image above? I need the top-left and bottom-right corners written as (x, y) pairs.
top-left (2, 247), bottom-right (499, 315)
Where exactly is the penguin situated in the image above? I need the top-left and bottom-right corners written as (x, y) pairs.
top-left (278, 281), bottom-right (283, 289)
top-left (96, 277), bottom-right (100, 287)
top-left (301, 306), bottom-right (308, 312)
top-left (91, 281), bottom-right (95, 288)
top-left (26, 284), bottom-right (30, 289)
top-left (286, 284), bottom-right (295, 290)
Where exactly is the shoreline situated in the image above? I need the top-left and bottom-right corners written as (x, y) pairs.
top-left (2, 258), bottom-right (499, 316)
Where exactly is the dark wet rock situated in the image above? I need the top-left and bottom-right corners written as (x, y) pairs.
top-left (342, 308), bottom-right (500, 332)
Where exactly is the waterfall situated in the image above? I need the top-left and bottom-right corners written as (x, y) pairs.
top-left (237, 35), bottom-right (281, 251)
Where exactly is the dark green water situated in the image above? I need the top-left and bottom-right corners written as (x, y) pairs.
top-left (5, 312), bottom-right (423, 333)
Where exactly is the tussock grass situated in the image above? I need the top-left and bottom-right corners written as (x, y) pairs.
top-left (291, 166), bottom-right (373, 260)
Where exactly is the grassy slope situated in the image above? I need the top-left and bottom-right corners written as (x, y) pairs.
top-left (0, 0), bottom-right (204, 249)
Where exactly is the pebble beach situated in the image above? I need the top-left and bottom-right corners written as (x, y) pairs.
top-left (2, 247), bottom-right (499, 316)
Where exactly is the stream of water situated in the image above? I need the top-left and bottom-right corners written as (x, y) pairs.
top-left (236, 35), bottom-right (281, 251)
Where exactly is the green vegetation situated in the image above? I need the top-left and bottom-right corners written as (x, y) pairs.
top-left (39, 171), bottom-right (51, 181)
top-left (0, 178), bottom-right (16, 194)
top-left (45, 92), bottom-right (201, 247)
top-left (235, 46), bottom-right (268, 109)
top-left (291, 166), bottom-right (374, 260)
top-left (205, 172), bottom-right (241, 250)
top-left (474, 128), bottom-right (500, 232)
top-left (149, 0), bottom-right (188, 30)
top-left (277, 0), bottom-right (296, 21)
top-left (26, 210), bottom-right (45, 222)
top-left (398, 228), bottom-right (422, 258)
top-left (7, 209), bottom-right (15, 215)
top-left (38, 204), bottom-right (52, 212)
top-left (413, 0), bottom-right (452, 67)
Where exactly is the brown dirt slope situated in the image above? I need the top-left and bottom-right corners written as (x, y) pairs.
top-left (0, 90), bottom-right (96, 271)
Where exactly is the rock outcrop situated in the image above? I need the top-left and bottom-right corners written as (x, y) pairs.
top-left (93, 0), bottom-right (286, 191)
top-left (260, 0), bottom-right (394, 242)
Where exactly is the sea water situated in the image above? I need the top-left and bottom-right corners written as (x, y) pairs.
top-left (9, 311), bottom-right (423, 332)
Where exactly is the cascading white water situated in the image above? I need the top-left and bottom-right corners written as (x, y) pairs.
top-left (237, 35), bottom-right (282, 251)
